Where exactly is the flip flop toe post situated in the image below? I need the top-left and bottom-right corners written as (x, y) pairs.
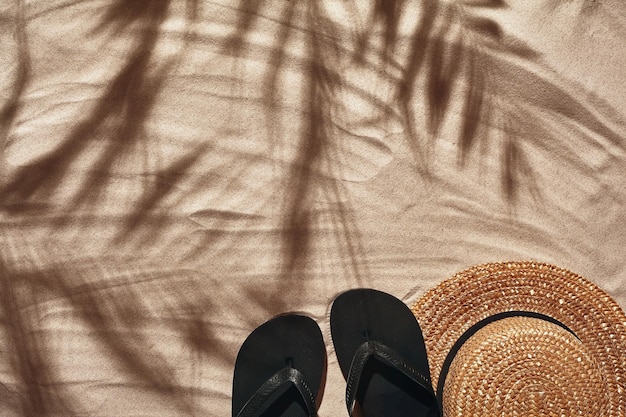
top-left (233, 315), bottom-right (326, 417)
top-left (331, 289), bottom-right (440, 417)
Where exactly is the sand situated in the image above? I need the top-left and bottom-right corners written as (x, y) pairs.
top-left (0, 1), bottom-right (624, 415)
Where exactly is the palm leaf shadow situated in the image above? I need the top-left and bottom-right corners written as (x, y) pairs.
top-left (274, 2), bottom-right (375, 285)
top-left (219, 0), bottom-right (543, 287)
top-left (0, 0), bottom-right (30, 148)
top-left (0, 0), bottom-right (208, 244)
top-left (0, 1), bottom-right (214, 414)
top-left (397, 0), bottom-right (440, 171)
top-left (0, 261), bottom-right (76, 416)
top-left (1, 253), bottom-right (222, 415)
top-left (1, 0), bottom-right (171, 204)
top-left (245, 0), bottom-right (626, 284)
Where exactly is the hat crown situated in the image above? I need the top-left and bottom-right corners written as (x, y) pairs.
top-left (443, 316), bottom-right (606, 416)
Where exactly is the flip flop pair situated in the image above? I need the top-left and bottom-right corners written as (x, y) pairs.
top-left (232, 289), bottom-right (440, 417)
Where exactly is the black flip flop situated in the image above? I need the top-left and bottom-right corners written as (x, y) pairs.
top-left (330, 289), bottom-right (440, 417)
top-left (232, 314), bottom-right (326, 417)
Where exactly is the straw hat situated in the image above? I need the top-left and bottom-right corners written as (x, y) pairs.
top-left (411, 261), bottom-right (626, 416)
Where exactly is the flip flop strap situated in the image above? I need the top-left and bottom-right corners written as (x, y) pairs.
top-left (345, 340), bottom-right (434, 416)
top-left (237, 366), bottom-right (317, 417)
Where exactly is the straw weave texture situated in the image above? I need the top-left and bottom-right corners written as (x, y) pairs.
top-left (411, 261), bottom-right (626, 416)
top-left (444, 316), bottom-right (605, 416)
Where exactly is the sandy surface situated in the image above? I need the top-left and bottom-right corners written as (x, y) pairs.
top-left (1, 1), bottom-right (625, 416)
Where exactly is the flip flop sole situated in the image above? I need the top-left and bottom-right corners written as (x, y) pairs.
top-left (331, 289), bottom-right (439, 417)
top-left (233, 315), bottom-right (326, 417)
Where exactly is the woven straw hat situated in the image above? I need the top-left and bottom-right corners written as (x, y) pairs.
top-left (411, 261), bottom-right (626, 416)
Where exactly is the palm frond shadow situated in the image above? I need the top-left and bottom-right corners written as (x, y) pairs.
top-left (1, 252), bottom-right (223, 415)
top-left (397, 0), bottom-right (440, 171)
top-left (1, 1), bottom-right (169, 203)
top-left (0, 0), bottom-right (30, 148)
top-left (213, 0), bottom-right (626, 289)
top-left (241, 0), bottom-right (529, 284)
top-left (0, 261), bottom-right (76, 416)
top-left (1, 0), bottom-right (200, 244)
top-left (233, 0), bottom-right (626, 282)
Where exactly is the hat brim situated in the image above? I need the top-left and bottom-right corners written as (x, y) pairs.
top-left (411, 261), bottom-right (626, 416)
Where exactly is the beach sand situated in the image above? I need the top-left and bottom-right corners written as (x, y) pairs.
top-left (0, 1), bottom-right (624, 415)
